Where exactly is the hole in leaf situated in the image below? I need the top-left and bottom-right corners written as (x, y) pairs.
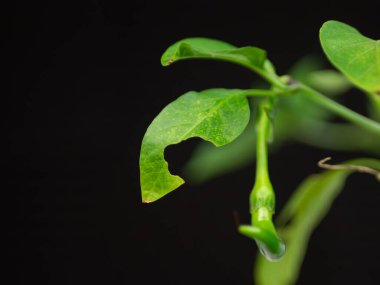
top-left (165, 138), bottom-right (204, 176)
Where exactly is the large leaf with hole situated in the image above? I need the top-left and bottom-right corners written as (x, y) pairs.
top-left (254, 158), bottom-right (380, 285)
top-left (320, 20), bottom-right (380, 93)
top-left (161, 37), bottom-right (268, 74)
top-left (140, 89), bottom-right (250, 202)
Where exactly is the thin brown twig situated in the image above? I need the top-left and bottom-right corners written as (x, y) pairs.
top-left (318, 157), bottom-right (380, 181)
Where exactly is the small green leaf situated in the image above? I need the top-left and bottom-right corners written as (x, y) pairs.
top-left (140, 89), bottom-right (250, 202)
top-left (161, 38), bottom-right (268, 74)
top-left (254, 158), bottom-right (380, 285)
top-left (306, 70), bottom-right (351, 96)
top-left (289, 55), bottom-right (351, 96)
top-left (320, 20), bottom-right (380, 93)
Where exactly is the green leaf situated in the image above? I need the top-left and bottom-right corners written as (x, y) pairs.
top-left (288, 55), bottom-right (325, 82)
top-left (289, 55), bottom-right (351, 96)
top-left (139, 88), bottom-right (250, 202)
top-left (306, 70), bottom-right (351, 96)
top-left (320, 20), bottom-right (380, 93)
top-left (254, 158), bottom-right (380, 285)
top-left (161, 38), bottom-right (268, 75)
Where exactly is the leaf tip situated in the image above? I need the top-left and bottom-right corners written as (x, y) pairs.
top-left (141, 190), bottom-right (159, 204)
top-left (321, 19), bottom-right (344, 29)
top-left (323, 19), bottom-right (339, 25)
top-left (160, 53), bottom-right (174, 66)
top-left (161, 58), bottom-right (173, 66)
top-left (319, 20), bottom-right (346, 37)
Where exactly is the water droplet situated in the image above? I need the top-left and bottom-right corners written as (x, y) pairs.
top-left (256, 239), bottom-right (286, 262)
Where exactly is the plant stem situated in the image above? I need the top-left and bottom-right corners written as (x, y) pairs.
top-left (239, 60), bottom-right (287, 90)
top-left (255, 104), bottom-right (271, 186)
top-left (243, 99), bottom-right (285, 261)
top-left (250, 99), bottom-right (275, 212)
top-left (296, 84), bottom-right (380, 136)
top-left (241, 89), bottom-right (288, 97)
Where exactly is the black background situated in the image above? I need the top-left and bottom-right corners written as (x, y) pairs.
top-left (8, 1), bottom-right (380, 284)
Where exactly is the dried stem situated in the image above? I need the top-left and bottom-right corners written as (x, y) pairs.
top-left (318, 157), bottom-right (380, 181)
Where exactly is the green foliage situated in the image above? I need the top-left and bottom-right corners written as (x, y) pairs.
top-left (161, 37), bottom-right (267, 72)
top-left (255, 159), bottom-right (380, 285)
top-left (306, 70), bottom-right (351, 95)
top-left (320, 20), bottom-right (380, 93)
top-left (160, 37), bottom-right (283, 87)
top-left (182, 56), bottom-right (368, 184)
top-left (140, 89), bottom-right (250, 202)
top-left (139, 19), bottom-right (380, 285)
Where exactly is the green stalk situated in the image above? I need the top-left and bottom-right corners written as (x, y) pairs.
top-left (239, 99), bottom-right (285, 262)
top-left (251, 100), bottom-right (274, 210)
top-left (240, 89), bottom-right (289, 98)
top-left (238, 59), bottom-right (287, 90)
top-left (296, 84), bottom-right (380, 136)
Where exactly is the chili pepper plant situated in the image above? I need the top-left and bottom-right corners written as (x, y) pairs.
top-left (139, 20), bottom-right (380, 285)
